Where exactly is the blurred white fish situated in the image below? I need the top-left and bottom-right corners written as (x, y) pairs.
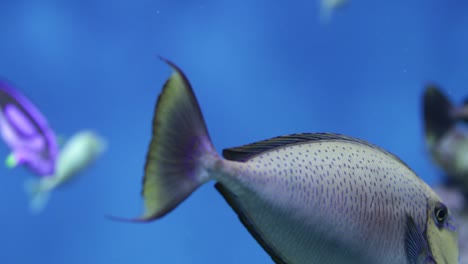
top-left (319, 0), bottom-right (348, 24)
top-left (24, 130), bottom-right (107, 214)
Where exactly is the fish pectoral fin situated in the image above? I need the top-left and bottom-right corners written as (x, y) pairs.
top-left (214, 183), bottom-right (288, 264)
top-left (405, 214), bottom-right (432, 264)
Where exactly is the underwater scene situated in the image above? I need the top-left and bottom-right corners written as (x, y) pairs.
top-left (1, 0), bottom-right (468, 263)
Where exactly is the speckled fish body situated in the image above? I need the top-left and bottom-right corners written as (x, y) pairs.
top-left (214, 136), bottom-right (449, 264)
top-left (134, 60), bottom-right (458, 264)
top-left (0, 81), bottom-right (58, 176)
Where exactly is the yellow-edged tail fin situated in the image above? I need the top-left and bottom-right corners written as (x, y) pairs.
top-left (128, 57), bottom-right (217, 222)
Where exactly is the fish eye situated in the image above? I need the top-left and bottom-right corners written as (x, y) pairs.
top-left (433, 202), bottom-right (448, 226)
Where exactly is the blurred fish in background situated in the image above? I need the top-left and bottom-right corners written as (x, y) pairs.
top-left (0, 81), bottom-right (58, 176)
top-left (0, 81), bottom-right (106, 214)
top-left (25, 130), bottom-right (107, 214)
top-left (423, 84), bottom-right (468, 192)
top-left (319, 0), bottom-right (348, 24)
top-left (423, 84), bottom-right (468, 263)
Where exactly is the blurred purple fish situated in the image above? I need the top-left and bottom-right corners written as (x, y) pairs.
top-left (0, 81), bottom-right (58, 176)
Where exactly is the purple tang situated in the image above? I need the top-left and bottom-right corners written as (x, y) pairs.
top-left (0, 81), bottom-right (58, 176)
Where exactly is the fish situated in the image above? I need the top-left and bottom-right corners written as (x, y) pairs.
top-left (131, 59), bottom-right (458, 264)
top-left (24, 130), bottom-right (106, 214)
top-left (423, 84), bottom-right (468, 192)
top-left (319, 0), bottom-right (348, 24)
top-left (0, 81), bottom-right (59, 176)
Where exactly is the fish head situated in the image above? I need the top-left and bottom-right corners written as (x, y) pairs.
top-left (82, 131), bottom-right (107, 156)
top-left (66, 130), bottom-right (107, 159)
top-left (426, 199), bottom-right (458, 264)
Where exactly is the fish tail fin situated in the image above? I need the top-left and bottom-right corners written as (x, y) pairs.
top-left (24, 178), bottom-right (50, 214)
top-left (129, 58), bottom-right (218, 222)
top-left (423, 84), bottom-right (455, 146)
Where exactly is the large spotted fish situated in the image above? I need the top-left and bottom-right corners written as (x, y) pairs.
top-left (132, 59), bottom-right (458, 264)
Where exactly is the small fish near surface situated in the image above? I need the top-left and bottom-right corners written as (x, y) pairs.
top-left (0, 81), bottom-right (58, 176)
top-left (127, 59), bottom-right (458, 264)
top-left (25, 130), bottom-right (106, 214)
top-left (423, 84), bottom-right (468, 193)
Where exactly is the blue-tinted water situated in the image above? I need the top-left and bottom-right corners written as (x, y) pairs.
top-left (0, 1), bottom-right (467, 263)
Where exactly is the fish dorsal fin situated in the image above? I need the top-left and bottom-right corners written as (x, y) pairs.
top-left (223, 133), bottom-right (350, 161)
top-left (423, 85), bottom-right (455, 143)
top-left (223, 133), bottom-right (396, 162)
top-left (214, 183), bottom-right (288, 264)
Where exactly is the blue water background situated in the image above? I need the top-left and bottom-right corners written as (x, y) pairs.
top-left (0, 1), bottom-right (467, 263)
